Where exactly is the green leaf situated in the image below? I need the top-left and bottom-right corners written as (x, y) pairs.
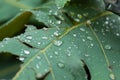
top-left (0, 0), bottom-right (120, 80)
top-left (0, 0), bottom-right (69, 26)
top-left (0, 11), bottom-right (32, 40)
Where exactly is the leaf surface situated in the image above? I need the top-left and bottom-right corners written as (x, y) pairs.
top-left (0, 0), bottom-right (120, 80)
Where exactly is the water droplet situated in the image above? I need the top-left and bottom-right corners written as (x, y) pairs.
top-left (36, 56), bottom-right (41, 59)
top-left (54, 31), bottom-right (59, 36)
top-left (37, 42), bottom-right (41, 45)
top-left (70, 12), bottom-right (75, 16)
top-left (42, 36), bottom-right (48, 39)
top-left (116, 33), bottom-right (120, 36)
top-left (90, 43), bottom-right (94, 47)
top-left (44, 69), bottom-right (49, 72)
top-left (85, 54), bottom-right (89, 57)
top-left (26, 35), bottom-right (32, 40)
top-left (36, 64), bottom-right (39, 69)
top-left (43, 27), bottom-right (48, 31)
top-left (36, 73), bottom-right (43, 78)
top-left (49, 20), bottom-right (52, 23)
top-left (87, 36), bottom-right (93, 40)
top-left (54, 12), bottom-right (58, 16)
top-left (3, 38), bottom-right (10, 41)
top-left (56, 20), bottom-right (61, 24)
top-left (49, 55), bottom-right (53, 58)
top-left (106, 17), bottom-right (109, 20)
top-left (49, 10), bottom-right (52, 14)
top-left (77, 14), bottom-right (82, 19)
top-left (82, 39), bottom-right (86, 42)
top-left (54, 51), bottom-right (58, 55)
top-left (57, 62), bottom-right (65, 68)
top-left (105, 21), bottom-right (109, 25)
top-left (104, 44), bottom-right (112, 50)
top-left (19, 57), bottom-right (25, 61)
top-left (74, 18), bottom-right (80, 22)
top-left (86, 20), bottom-right (91, 24)
top-left (25, 25), bottom-right (37, 32)
top-left (80, 28), bottom-right (85, 31)
top-left (23, 50), bottom-right (30, 55)
top-left (73, 34), bottom-right (77, 37)
top-left (67, 53), bottom-right (71, 57)
top-left (54, 40), bottom-right (63, 46)
top-left (109, 73), bottom-right (115, 80)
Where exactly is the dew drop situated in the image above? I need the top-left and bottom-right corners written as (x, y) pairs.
top-left (37, 42), bottom-right (41, 45)
top-left (73, 34), bottom-right (77, 37)
top-left (82, 39), bottom-right (86, 42)
top-left (36, 56), bottom-right (41, 60)
top-left (85, 54), bottom-right (89, 57)
top-left (106, 17), bottom-right (109, 20)
top-left (54, 40), bottom-right (63, 46)
top-left (23, 50), bottom-right (30, 55)
top-left (87, 36), bottom-right (93, 40)
top-left (36, 64), bottom-right (39, 69)
top-left (90, 43), bottom-right (94, 47)
top-left (36, 73), bottom-right (43, 78)
top-left (42, 36), bottom-right (48, 39)
top-left (104, 44), bottom-right (112, 50)
top-left (3, 38), bottom-right (10, 41)
top-left (116, 33), bottom-right (120, 36)
top-left (86, 20), bottom-right (91, 24)
top-left (109, 73), bottom-right (115, 80)
top-left (80, 28), bottom-right (85, 31)
top-left (25, 25), bottom-right (37, 32)
top-left (54, 51), bottom-right (58, 55)
top-left (105, 21), bottom-right (109, 25)
top-left (43, 27), bottom-right (48, 31)
top-left (67, 53), bottom-right (71, 57)
top-left (57, 62), bottom-right (65, 68)
top-left (19, 57), bottom-right (25, 61)
top-left (54, 31), bottom-right (59, 36)
top-left (77, 14), bottom-right (82, 19)
top-left (74, 18), bottom-right (80, 22)
top-left (49, 55), bottom-right (53, 58)
top-left (26, 35), bottom-right (32, 40)
top-left (56, 20), bottom-right (61, 24)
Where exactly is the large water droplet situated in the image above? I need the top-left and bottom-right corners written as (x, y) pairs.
top-left (57, 62), bottom-right (65, 68)
top-left (109, 73), bottom-right (115, 80)
top-left (104, 44), bottom-right (112, 50)
top-left (23, 50), bottom-right (30, 55)
top-left (54, 40), bottom-right (63, 46)
top-left (19, 57), bottom-right (25, 61)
